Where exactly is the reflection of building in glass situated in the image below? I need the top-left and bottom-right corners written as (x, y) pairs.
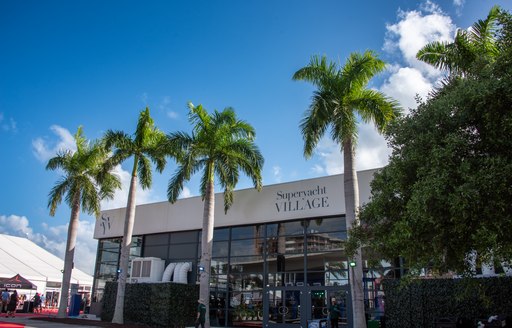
top-left (92, 169), bottom-right (396, 326)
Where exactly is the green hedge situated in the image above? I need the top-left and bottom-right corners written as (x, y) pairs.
top-left (382, 276), bottom-right (512, 328)
top-left (102, 281), bottom-right (199, 327)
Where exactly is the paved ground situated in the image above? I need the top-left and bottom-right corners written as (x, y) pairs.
top-left (0, 313), bottom-right (148, 328)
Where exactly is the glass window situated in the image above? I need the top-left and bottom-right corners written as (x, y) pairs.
top-left (144, 245), bottom-right (168, 259)
top-left (306, 232), bottom-right (346, 252)
top-left (213, 241), bottom-right (229, 257)
top-left (266, 221), bottom-right (304, 238)
top-left (230, 239), bottom-right (264, 257)
top-left (230, 256), bottom-right (263, 273)
top-left (210, 258), bottom-right (229, 275)
top-left (98, 249), bottom-right (119, 262)
top-left (305, 216), bottom-right (346, 234)
top-left (145, 233), bottom-right (170, 246)
top-left (169, 243), bottom-right (198, 260)
top-left (267, 253), bottom-right (304, 274)
top-left (229, 273), bottom-right (264, 291)
top-left (232, 225), bottom-right (264, 240)
top-left (213, 228), bottom-right (230, 241)
top-left (100, 238), bottom-right (121, 249)
top-left (171, 231), bottom-right (198, 244)
top-left (266, 235), bottom-right (304, 255)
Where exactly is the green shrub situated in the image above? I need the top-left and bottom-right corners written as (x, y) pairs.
top-left (382, 276), bottom-right (512, 328)
top-left (102, 281), bottom-right (198, 327)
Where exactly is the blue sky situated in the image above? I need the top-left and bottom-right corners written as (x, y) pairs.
top-left (1, 0), bottom-right (510, 275)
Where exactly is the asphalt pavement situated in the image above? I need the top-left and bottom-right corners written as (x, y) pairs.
top-left (0, 313), bottom-right (101, 328)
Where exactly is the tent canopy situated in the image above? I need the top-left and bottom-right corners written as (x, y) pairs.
top-left (0, 274), bottom-right (37, 290)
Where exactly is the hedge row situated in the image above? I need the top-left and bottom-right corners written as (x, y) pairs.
top-left (382, 276), bottom-right (512, 328)
top-left (102, 281), bottom-right (199, 327)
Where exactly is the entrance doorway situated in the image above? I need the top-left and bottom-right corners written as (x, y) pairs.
top-left (265, 286), bottom-right (350, 328)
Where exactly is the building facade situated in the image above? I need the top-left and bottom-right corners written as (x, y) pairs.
top-left (93, 169), bottom-right (394, 327)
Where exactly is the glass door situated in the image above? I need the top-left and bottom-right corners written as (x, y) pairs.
top-left (266, 288), bottom-right (304, 327)
top-left (308, 288), bottom-right (350, 328)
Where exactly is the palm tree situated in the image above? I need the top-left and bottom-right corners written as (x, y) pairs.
top-left (293, 51), bottom-right (400, 328)
top-left (416, 5), bottom-right (501, 76)
top-left (46, 126), bottom-right (120, 318)
top-left (167, 102), bottom-right (263, 328)
top-left (104, 108), bottom-right (168, 324)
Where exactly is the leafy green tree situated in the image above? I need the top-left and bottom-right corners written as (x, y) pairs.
top-left (358, 9), bottom-right (512, 275)
top-left (293, 52), bottom-right (400, 328)
top-left (416, 5), bottom-right (501, 76)
top-left (167, 102), bottom-right (263, 328)
top-left (46, 127), bottom-right (120, 318)
top-left (104, 108), bottom-right (168, 324)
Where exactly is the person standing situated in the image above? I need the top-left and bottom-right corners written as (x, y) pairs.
top-left (1, 289), bottom-right (9, 313)
top-left (195, 299), bottom-right (207, 328)
top-left (329, 298), bottom-right (341, 328)
top-left (33, 293), bottom-right (42, 314)
top-left (6, 290), bottom-right (18, 318)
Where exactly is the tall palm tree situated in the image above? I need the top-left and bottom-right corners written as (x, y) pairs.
top-left (293, 51), bottom-right (400, 328)
top-left (167, 102), bottom-right (263, 328)
top-left (104, 108), bottom-right (168, 324)
top-left (46, 126), bottom-right (120, 318)
top-left (416, 5), bottom-right (501, 76)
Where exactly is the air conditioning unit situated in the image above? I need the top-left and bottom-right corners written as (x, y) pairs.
top-left (129, 257), bottom-right (165, 283)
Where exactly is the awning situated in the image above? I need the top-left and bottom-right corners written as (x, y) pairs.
top-left (0, 274), bottom-right (37, 290)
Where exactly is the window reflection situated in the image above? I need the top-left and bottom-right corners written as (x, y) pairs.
top-left (305, 216), bottom-right (346, 234)
top-left (230, 256), bottom-right (263, 273)
top-left (213, 228), bottom-right (230, 241)
top-left (213, 241), bottom-right (229, 257)
top-left (266, 221), bottom-right (304, 238)
top-left (232, 225), bottom-right (264, 240)
top-left (231, 239), bottom-right (264, 257)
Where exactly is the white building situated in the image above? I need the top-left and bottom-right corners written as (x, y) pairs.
top-left (93, 169), bottom-right (385, 327)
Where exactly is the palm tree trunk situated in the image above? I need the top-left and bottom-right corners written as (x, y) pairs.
top-left (200, 179), bottom-right (215, 328)
top-left (343, 139), bottom-right (366, 328)
top-left (57, 191), bottom-right (81, 318)
top-left (112, 170), bottom-right (138, 324)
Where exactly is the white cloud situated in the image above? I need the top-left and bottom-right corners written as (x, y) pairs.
top-left (452, 0), bottom-right (465, 15)
top-left (100, 164), bottom-right (160, 210)
top-left (0, 113), bottom-right (17, 132)
top-left (178, 186), bottom-right (193, 199)
top-left (140, 92), bottom-right (149, 105)
top-left (32, 125), bottom-right (76, 162)
top-left (384, 4), bottom-right (455, 78)
top-left (0, 214), bottom-right (33, 236)
top-left (158, 96), bottom-right (178, 119)
top-left (0, 214), bottom-right (97, 274)
top-left (312, 138), bottom-right (343, 175)
top-left (310, 123), bottom-right (392, 175)
top-left (167, 111), bottom-right (178, 119)
top-left (380, 2), bottom-right (458, 111)
top-left (310, 164), bottom-right (324, 175)
top-left (381, 67), bottom-right (433, 112)
top-left (272, 166), bottom-right (282, 183)
top-left (356, 124), bottom-right (392, 170)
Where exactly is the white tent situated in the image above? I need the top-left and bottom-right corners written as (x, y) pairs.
top-left (0, 234), bottom-right (92, 296)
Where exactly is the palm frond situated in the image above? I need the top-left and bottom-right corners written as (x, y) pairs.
top-left (137, 155), bottom-right (152, 190)
top-left (48, 177), bottom-right (71, 216)
top-left (300, 90), bottom-right (332, 158)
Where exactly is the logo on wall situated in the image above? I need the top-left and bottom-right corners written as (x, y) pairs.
top-left (101, 215), bottom-right (111, 234)
top-left (275, 185), bottom-right (329, 213)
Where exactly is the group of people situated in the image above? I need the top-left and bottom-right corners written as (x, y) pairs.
top-left (1, 289), bottom-right (44, 317)
top-left (1, 288), bottom-right (18, 318)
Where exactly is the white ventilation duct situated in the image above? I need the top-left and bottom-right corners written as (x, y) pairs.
top-left (174, 262), bottom-right (191, 284)
top-left (162, 262), bottom-right (177, 282)
top-left (173, 263), bottom-right (184, 283)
